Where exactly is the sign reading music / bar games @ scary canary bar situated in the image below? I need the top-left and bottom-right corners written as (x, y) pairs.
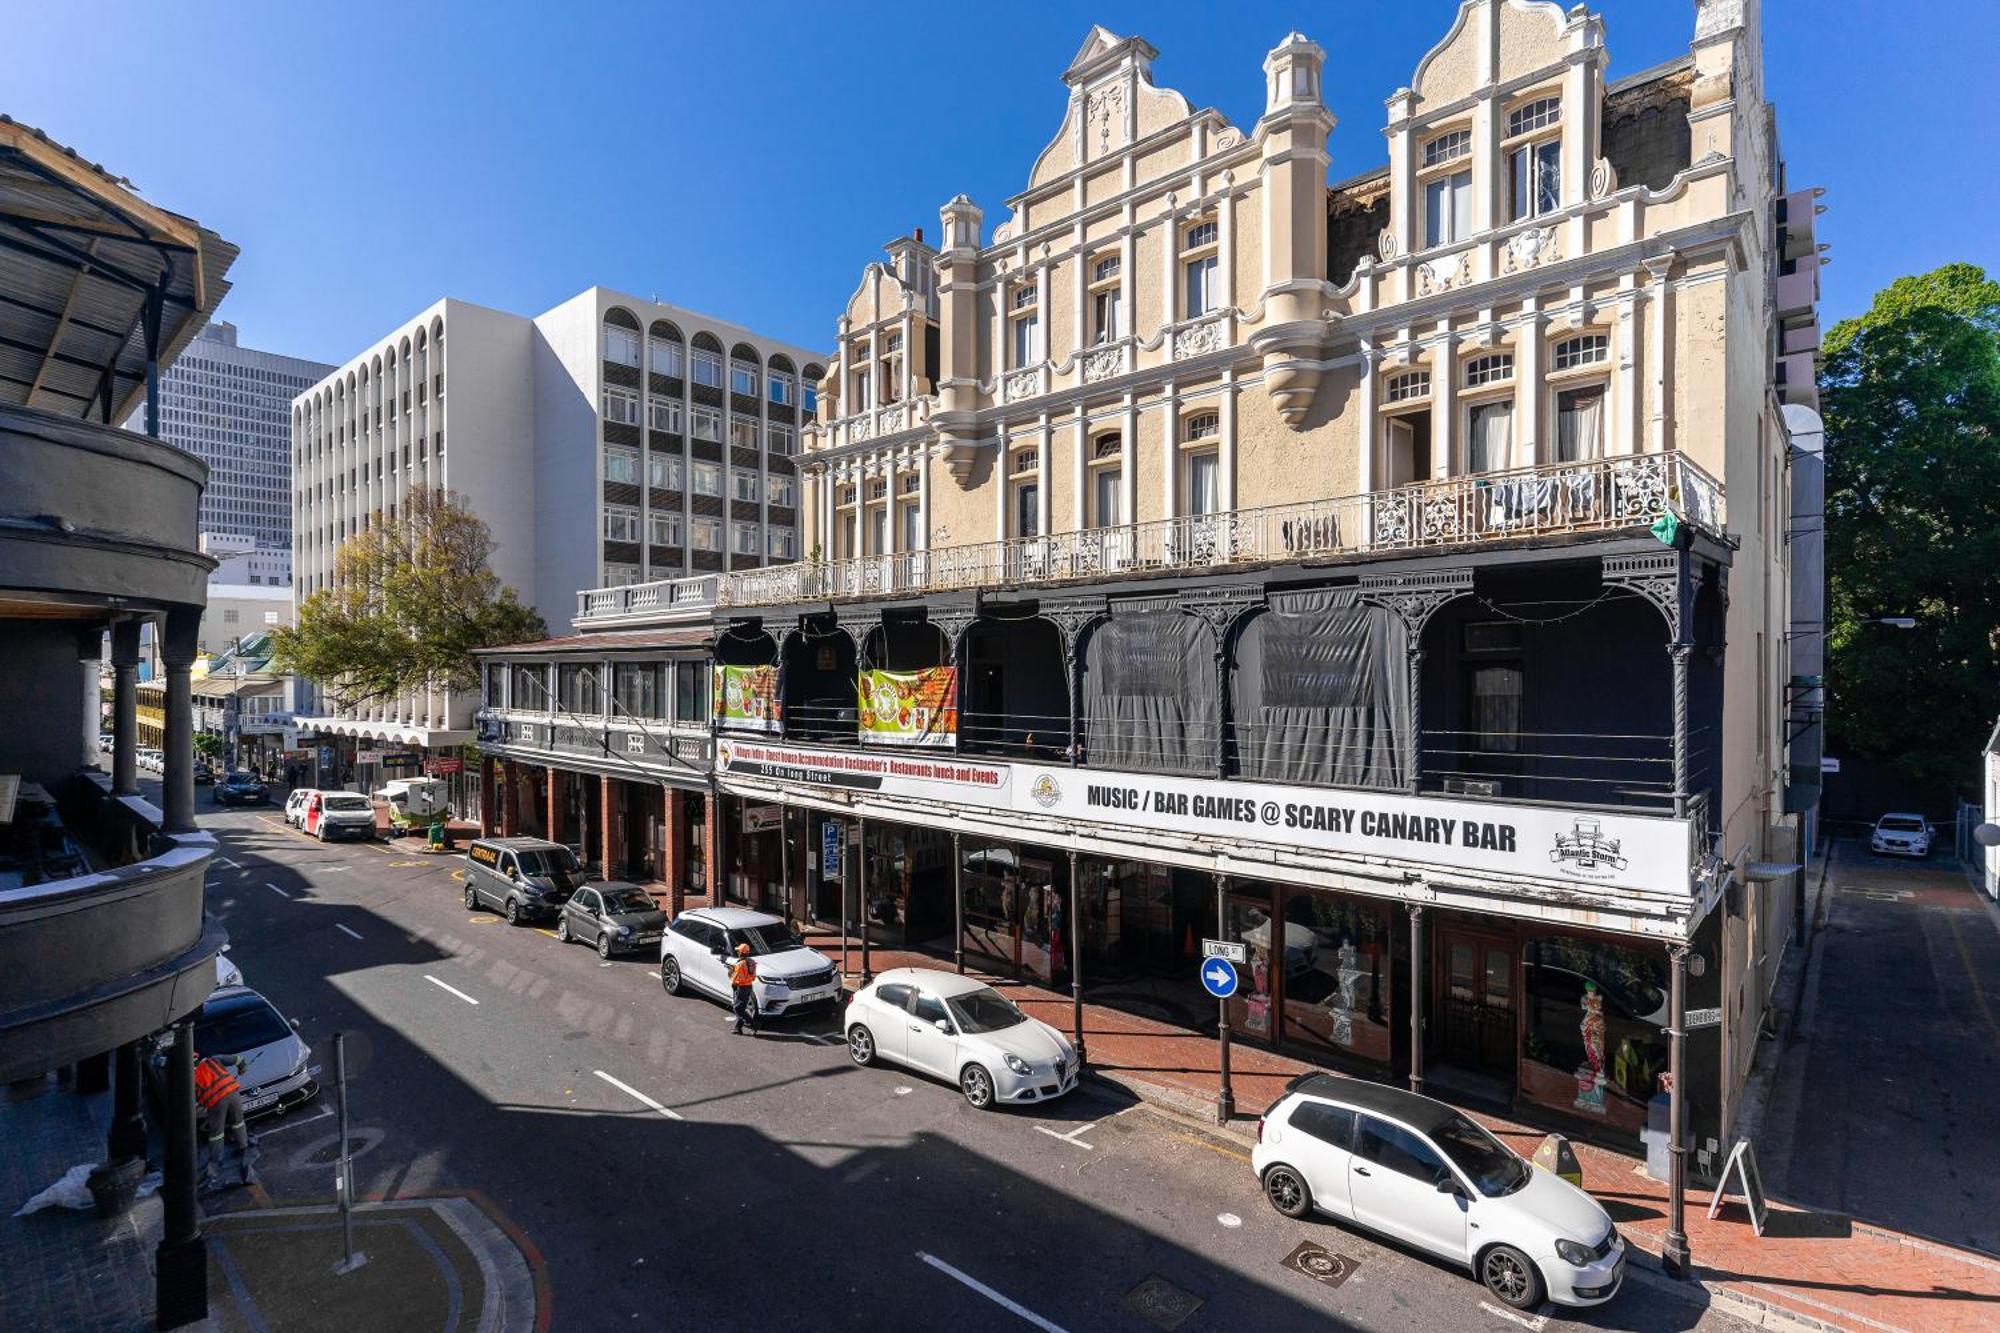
top-left (711, 741), bottom-right (1690, 896)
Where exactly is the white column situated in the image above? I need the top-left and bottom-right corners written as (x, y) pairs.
top-left (1432, 329), bottom-right (1457, 479)
top-left (1035, 261), bottom-right (1051, 365)
top-left (1218, 378), bottom-right (1238, 513)
top-left (1072, 228), bottom-right (1089, 360)
top-left (901, 312), bottom-right (916, 404)
top-left (1121, 398), bottom-right (1139, 526)
top-left (1217, 177), bottom-right (1235, 318)
top-left (995, 438), bottom-right (1010, 538)
top-left (1161, 201), bottom-right (1180, 328)
top-left (917, 449), bottom-right (931, 550)
top-left (1519, 302), bottom-right (1544, 467)
top-left (1473, 93), bottom-right (1502, 237)
top-left (1160, 384), bottom-right (1180, 519)
top-left (1035, 416), bottom-right (1051, 536)
top-left (1072, 406), bottom-right (1089, 531)
top-left (1616, 276), bottom-right (1640, 456)
top-left (1357, 341), bottom-right (1378, 494)
top-left (1645, 258), bottom-right (1673, 455)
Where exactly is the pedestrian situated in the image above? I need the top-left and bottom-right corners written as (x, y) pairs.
top-left (194, 1050), bottom-right (257, 1188)
top-left (728, 942), bottom-right (760, 1035)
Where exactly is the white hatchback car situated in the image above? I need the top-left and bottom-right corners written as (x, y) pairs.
top-left (1252, 1073), bottom-right (1624, 1309)
top-left (657, 907), bottom-right (842, 1018)
top-left (1870, 812), bottom-right (1933, 858)
top-left (846, 968), bottom-right (1078, 1110)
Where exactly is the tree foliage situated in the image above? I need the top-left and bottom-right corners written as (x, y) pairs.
top-left (1823, 265), bottom-right (2000, 793)
top-left (272, 486), bottom-right (545, 710)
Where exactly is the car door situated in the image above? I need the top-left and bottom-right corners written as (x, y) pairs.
top-left (688, 921), bottom-right (731, 996)
top-left (903, 990), bottom-right (960, 1079)
top-left (1348, 1113), bottom-right (1470, 1264)
top-left (569, 888), bottom-right (600, 944)
top-left (1283, 1101), bottom-right (1359, 1220)
top-left (866, 983), bottom-right (915, 1064)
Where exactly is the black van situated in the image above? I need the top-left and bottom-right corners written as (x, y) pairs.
top-left (463, 837), bottom-right (582, 924)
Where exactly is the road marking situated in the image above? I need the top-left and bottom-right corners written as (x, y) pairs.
top-left (1033, 1124), bottom-right (1096, 1150)
top-left (917, 1252), bottom-right (1070, 1333)
top-left (264, 883), bottom-right (291, 901)
top-left (802, 1033), bottom-right (836, 1046)
top-left (1217, 1212), bottom-right (1242, 1228)
top-left (591, 1069), bottom-right (684, 1121)
top-left (217, 857), bottom-right (242, 870)
top-left (423, 975), bottom-right (480, 1006)
top-left (318, 865), bottom-right (351, 873)
top-left (254, 1106), bottom-right (334, 1138)
top-left (1946, 910), bottom-right (2000, 1039)
top-left (1479, 1301), bottom-right (1548, 1331)
top-left (335, 923), bottom-right (364, 941)
top-left (388, 859), bottom-right (424, 867)
top-left (1173, 1131), bottom-right (1252, 1165)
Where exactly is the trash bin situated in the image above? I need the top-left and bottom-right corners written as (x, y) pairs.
top-left (1641, 1090), bottom-right (1671, 1183)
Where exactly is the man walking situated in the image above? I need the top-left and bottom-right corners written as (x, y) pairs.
top-left (728, 942), bottom-right (760, 1035)
top-left (194, 1050), bottom-right (257, 1188)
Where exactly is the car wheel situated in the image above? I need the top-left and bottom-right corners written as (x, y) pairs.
top-left (1263, 1165), bottom-right (1314, 1219)
top-left (596, 933), bottom-right (614, 960)
top-left (1479, 1244), bottom-right (1545, 1310)
top-left (960, 1063), bottom-right (996, 1110)
top-left (504, 898), bottom-right (520, 925)
top-left (847, 1024), bottom-right (876, 1066)
top-left (660, 956), bottom-right (683, 995)
top-left (555, 917), bottom-right (570, 943)
top-left (463, 884), bottom-right (478, 911)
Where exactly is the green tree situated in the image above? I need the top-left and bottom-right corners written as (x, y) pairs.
top-left (194, 733), bottom-right (224, 761)
top-left (1824, 265), bottom-right (2000, 794)
top-left (273, 486), bottom-right (545, 711)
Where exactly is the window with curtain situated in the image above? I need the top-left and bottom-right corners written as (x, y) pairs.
top-left (614, 663), bottom-right (663, 719)
top-left (1184, 254), bottom-right (1218, 317)
top-left (1095, 469), bottom-right (1122, 526)
top-left (559, 663), bottom-right (603, 715)
top-left (1012, 312), bottom-right (1039, 367)
top-left (1510, 140), bottom-right (1561, 220)
top-left (1424, 170), bottom-right (1472, 247)
top-left (1469, 664), bottom-right (1523, 753)
top-left (1186, 451), bottom-right (1219, 516)
top-left (1466, 401), bottom-right (1513, 474)
top-left (1555, 386), bottom-right (1605, 463)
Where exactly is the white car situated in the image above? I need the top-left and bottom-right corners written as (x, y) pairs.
top-left (657, 907), bottom-right (842, 1018)
top-left (304, 790), bottom-right (375, 842)
top-left (845, 968), bottom-right (1079, 1110)
top-left (1253, 1073), bottom-right (1624, 1309)
top-left (1870, 812), bottom-right (1933, 858)
top-left (178, 985), bottom-right (319, 1118)
top-left (284, 788), bottom-right (319, 828)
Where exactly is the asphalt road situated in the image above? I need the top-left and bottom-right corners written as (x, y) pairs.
top-left (183, 786), bottom-right (1752, 1333)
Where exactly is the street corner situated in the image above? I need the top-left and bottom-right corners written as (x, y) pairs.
top-left (203, 1193), bottom-right (545, 1333)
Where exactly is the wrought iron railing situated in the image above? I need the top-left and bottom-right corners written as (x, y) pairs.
top-left (574, 451), bottom-right (1723, 621)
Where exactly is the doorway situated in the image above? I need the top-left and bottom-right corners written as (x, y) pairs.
top-left (1435, 923), bottom-right (1517, 1079)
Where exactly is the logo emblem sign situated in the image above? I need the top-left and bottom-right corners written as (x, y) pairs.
top-left (1031, 774), bottom-right (1061, 808)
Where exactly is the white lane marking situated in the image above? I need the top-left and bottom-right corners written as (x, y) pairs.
top-left (802, 1032), bottom-right (836, 1046)
top-left (917, 1252), bottom-right (1070, 1333)
top-left (335, 923), bottom-right (364, 941)
top-left (1033, 1124), bottom-right (1095, 1150)
top-left (264, 883), bottom-right (291, 900)
top-left (217, 857), bottom-right (242, 869)
top-left (423, 975), bottom-right (480, 1006)
top-left (591, 1069), bottom-right (684, 1121)
top-left (1217, 1212), bottom-right (1242, 1228)
top-left (1479, 1302), bottom-right (1549, 1331)
top-left (318, 865), bottom-right (351, 873)
top-left (253, 1106), bottom-right (333, 1138)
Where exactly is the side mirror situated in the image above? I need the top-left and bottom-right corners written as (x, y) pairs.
top-left (1436, 1177), bottom-right (1464, 1197)
top-left (289, 1018), bottom-right (302, 1031)
top-left (934, 1019), bottom-right (954, 1035)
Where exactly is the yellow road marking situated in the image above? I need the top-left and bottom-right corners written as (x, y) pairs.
top-left (1946, 911), bottom-right (2000, 1039)
top-left (388, 860), bottom-right (425, 867)
top-left (1174, 1131), bottom-right (1252, 1164)
top-left (449, 869), bottom-right (466, 882)
top-left (534, 928), bottom-right (560, 939)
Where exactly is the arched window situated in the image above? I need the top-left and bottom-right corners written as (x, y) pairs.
top-left (1384, 370), bottom-right (1431, 403)
top-left (603, 308), bottom-right (642, 367)
top-left (648, 320), bottom-right (684, 378)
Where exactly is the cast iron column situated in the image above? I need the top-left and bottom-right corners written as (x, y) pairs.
top-left (111, 620), bottom-right (140, 796)
top-left (160, 609), bottom-right (200, 835)
top-left (952, 829), bottom-right (965, 974)
top-left (107, 1039), bottom-right (147, 1164)
top-left (1407, 903), bottom-right (1426, 1094)
top-left (478, 757), bottom-right (496, 837)
top-left (1214, 873), bottom-right (1234, 1124)
top-left (1067, 847), bottom-right (1085, 1062)
top-left (154, 1023), bottom-right (205, 1328)
top-left (546, 767), bottom-right (562, 847)
top-left (858, 816), bottom-right (871, 983)
top-left (1664, 942), bottom-right (1692, 1276)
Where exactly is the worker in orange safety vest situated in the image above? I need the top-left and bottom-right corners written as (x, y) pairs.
top-left (194, 1052), bottom-right (256, 1187)
top-left (728, 942), bottom-right (760, 1036)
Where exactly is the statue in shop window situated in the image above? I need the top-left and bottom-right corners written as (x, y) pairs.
top-left (1573, 981), bottom-right (1608, 1115)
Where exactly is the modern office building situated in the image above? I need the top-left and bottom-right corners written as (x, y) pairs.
top-left (291, 288), bottom-right (822, 788)
top-left (126, 320), bottom-right (331, 549)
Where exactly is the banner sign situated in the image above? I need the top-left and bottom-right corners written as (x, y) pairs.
top-left (713, 665), bottom-right (781, 734)
top-left (857, 667), bottom-right (958, 748)
top-left (715, 740), bottom-right (1690, 896)
top-left (741, 803), bottom-right (783, 833)
top-left (425, 757), bottom-right (464, 776)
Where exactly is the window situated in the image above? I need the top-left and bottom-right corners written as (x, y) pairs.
top-left (1011, 310), bottom-right (1040, 367)
top-left (1092, 286), bottom-right (1122, 343)
top-left (1013, 481), bottom-right (1039, 538)
top-left (649, 511), bottom-right (683, 546)
top-left (691, 517), bottom-right (722, 551)
top-left (802, 381), bottom-right (817, 414)
top-left (730, 361), bottom-right (759, 396)
top-left (559, 663), bottom-right (603, 715)
top-left (1012, 284), bottom-right (1038, 310)
top-left (1186, 451), bottom-right (1220, 517)
top-left (1552, 334), bottom-right (1609, 371)
top-left (1508, 96), bottom-right (1562, 137)
top-left (1422, 128), bottom-right (1471, 167)
top-left (1510, 139), bottom-right (1562, 220)
top-left (602, 387), bottom-right (640, 425)
top-left (602, 505), bottom-right (640, 543)
top-left (1093, 433), bottom-right (1123, 460)
top-left (733, 522), bottom-right (760, 555)
top-left (1184, 253), bottom-right (1218, 318)
top-left (672, 660), bottom-right (705, 722)
top-left (604, 447), bottom-right (639, 485)
top-left (1469, 662), bottom-right (1523, 753)
top-left (648, 396), bottom-right (682, 433)
top-left (767, 424), bottom-right (794, 456)
top-left (768, 474), bottom-right (795, 507)
top-left (1289, 1102), bottom-right (1357, 1151)
top-left (1464, 354), bottom-right (1514, 387)
top-left (768, 373), bottom-right (793, 406)
top-left (1094, 469), bottom-right (1122, 526)
top-left (1185, 220), bottom-right (1218, 249)
top-left (1010, 448), bottom-right (1038, 476)
top-left (614, 663), bottom-right (663, 719)
top-left (648, 453), bottom-right (684, 490)
top-left (691, 406), bottom-right (722, 442)
top-left (728, 419), bottom-right (758, 451)
top-left (1424, 170), bottom-right (1473, 248)
top-left (732, 471), bottom-right (760, 503)
top-left (1385, 370), bottom-right (1431, 403)
top-left (649, 336), bottom-right (684, 378)
top-left (691, 348), bottom-right (723, 388)
top-left (1467, 400), bottom-right (1514, 473)
top-left (1555, 386), bottom-right (1606, 463)
top-left (692, 461), bottom-right (721, 496)
top-left (603, 325), bottom-right (641, 367)
top-left (1356, 1115), bottom-right (1450, 1185)
top-left (512, 664), bottom-right (548, 708)
top-left (1183, 412), bottom-right (1220, 443)
top-left (222, 608), bottom-right (239, 625)
top-left (768, 527), bottom-right (797, 559)
top-left (899, 502), bottom-right (919, 551)
top-left (1093, 255), bottom-right (1121, 283)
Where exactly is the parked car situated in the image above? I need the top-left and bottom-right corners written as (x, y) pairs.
top-left (193, 761), bottom-right (215, 785)
top-left (1870, 812), bottom-right (1933, 858)
top-left (557, 881), bottom-right (668, 958)
top-left (162, 985), bottom-right (318, 1119)
top-left (657, 907), bottom-right (843, 1019)
top-left (1252, 1072), bottom-right (1624, 1309)
top-left (138, 748), bottom-right (162, 773)
top-left (462, 837), bottom-right (582, 924)
top-left (303, 790), bottom-right (375, 841)
top-left (284, 788), bottom-right (320, 828)
top-left (213, 772), bottom-right (269, 806)
top-left (845, 967), bottom-right (1078, 1110)
top-left (98, 732), bottom-right (114, 752)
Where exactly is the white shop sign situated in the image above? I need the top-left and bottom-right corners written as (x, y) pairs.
top-left (714, 741), bottom-right (1692, 896)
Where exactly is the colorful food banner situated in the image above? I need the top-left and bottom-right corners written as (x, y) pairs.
top-left (857, 667), bottom-right (958, 748)
top-left (713, 665), bottom-right (781, 734)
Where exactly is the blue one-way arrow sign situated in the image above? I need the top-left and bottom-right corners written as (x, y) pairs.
top-left (1199, 957), bottom-right (1240, 999)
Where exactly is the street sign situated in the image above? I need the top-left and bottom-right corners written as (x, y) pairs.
top-left (1685, 1007), bottom-right (1723, 1030)
top-left (820, 822), bottom-right (841, 878)
top-left (1821, 757), bottom-right (1841, 774)
top-left (1201, 939), bottom-right (1247, 964)
top-left (1198, 957), bottom-right (1240, 999)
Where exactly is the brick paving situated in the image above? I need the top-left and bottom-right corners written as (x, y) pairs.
top-left (803, 925), bottom-right (2000, 1333)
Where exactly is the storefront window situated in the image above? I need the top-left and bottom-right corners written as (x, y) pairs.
top-left (1520, 933), bottom-right (1668, 1132)
top-left (1276, 889), bottom-right (1393, 1066)
top-left (959, 843), bottom-right (1066, 984)
top-left (1223, 892), bottom-right (1276, 1041)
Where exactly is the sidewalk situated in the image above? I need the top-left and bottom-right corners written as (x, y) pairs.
top-left (802, 926), bottom-right (2000, 1333)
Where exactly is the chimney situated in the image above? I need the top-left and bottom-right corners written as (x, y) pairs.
top-left (914, 226), bottom-right (924, 244)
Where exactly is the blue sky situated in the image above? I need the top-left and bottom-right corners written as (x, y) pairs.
top-left (11, 1), bottom-right (1992, 363)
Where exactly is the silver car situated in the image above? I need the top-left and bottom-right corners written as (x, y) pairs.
top-left (556, 882), bottom-right (667, 958)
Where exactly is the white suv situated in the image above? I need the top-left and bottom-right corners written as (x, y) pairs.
top-left (1252, 1073), bottom-right (1624, 1309)
top-left (657, 908), bottom-right (841, 1018)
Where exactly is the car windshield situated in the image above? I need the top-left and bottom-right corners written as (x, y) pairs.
top-left (731, 921), bottom-right (799, 955)
top-left (193, 996), bottom-right (290, 1055)
top-left (1879, 816), bottom-right (1925, 832)
top-left (226, 773), bottom-right (259, 784)
top-left (515, 848), bottom-right (580, 876)
top-left (946, 987), bottom-right (1029, 1035)
top-left (1430, 1114), bottom-right (1530, 1197)
top-left (602, 889), bottom-right (657, 914)
top-left (324, 795), bottom-right (370, 812)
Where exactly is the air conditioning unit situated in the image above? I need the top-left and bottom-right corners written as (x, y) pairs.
top-left (1442, 776), bottom-right (1501, 797)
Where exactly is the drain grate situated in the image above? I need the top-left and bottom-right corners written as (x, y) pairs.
top-left (1281, 1240), bottom-right (1357, 1288)
top-left (1120, 1275), bottom-right (1205, 1330)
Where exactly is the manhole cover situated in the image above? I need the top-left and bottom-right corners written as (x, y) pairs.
top-left (1120, 1276), bottom-right (1204, 1331)
top-left (1282, 1240), bottom-right (1357, 1288)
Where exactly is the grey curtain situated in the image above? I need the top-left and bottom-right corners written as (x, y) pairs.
top-left (1083, 606), bottom-right (1218, 774)
top-left (1231, 588), bottom-right (1408, 788)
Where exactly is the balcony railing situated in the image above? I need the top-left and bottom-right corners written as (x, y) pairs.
top-left (575, 450), bottom-right (1723, 621)
top-left (575, 573), bottom-right (719, 624)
